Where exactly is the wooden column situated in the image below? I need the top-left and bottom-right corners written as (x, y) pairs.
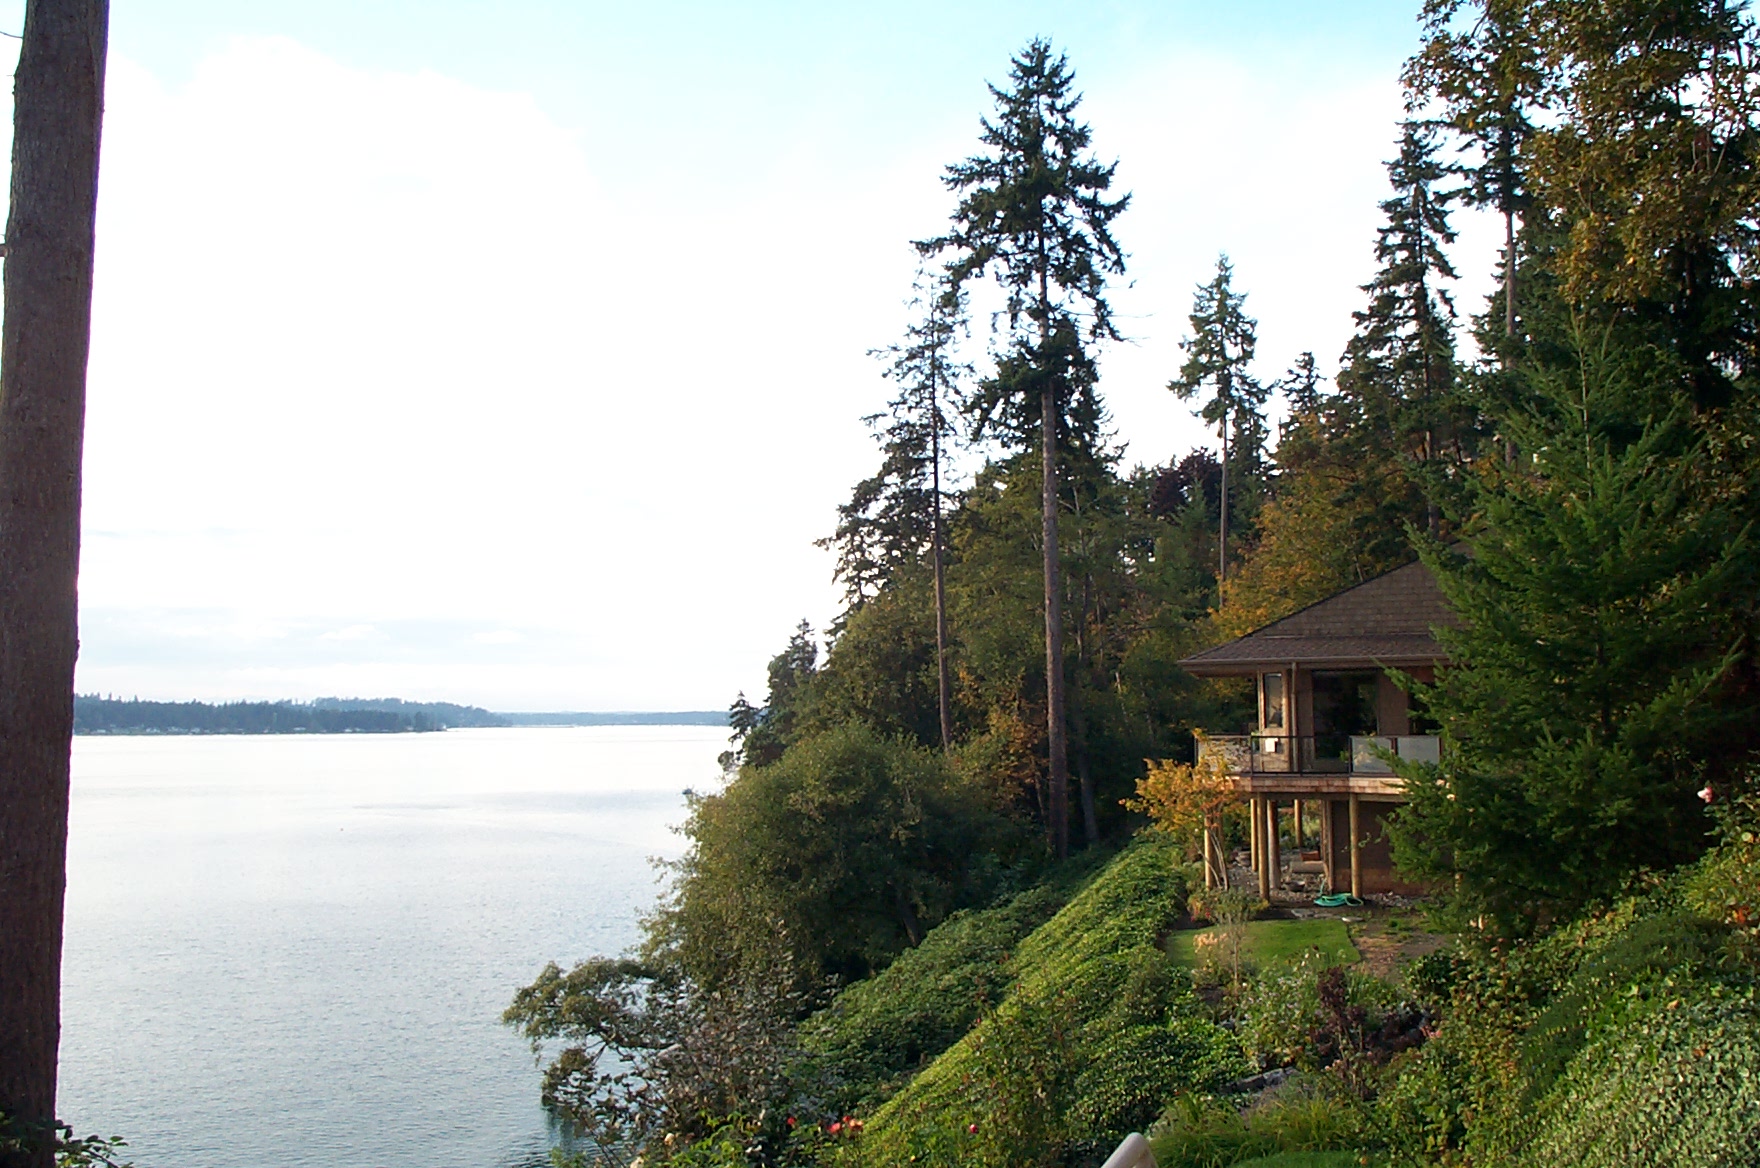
top-left (1320, 798), bottom-right (1335, 890)
top-left (1202, 815), bottom-right (1216, 889)
top-left (1255, 798), bottom-right (1270, 899)
top-left (1293, 798), bottom-right (1305, 850)
top-left (1267, 799), bottom-right (1282, 892)
top-left (1348, 794), bottom-right (1362, 899)
top-left (1248, 796), bottom-right (1260, 877)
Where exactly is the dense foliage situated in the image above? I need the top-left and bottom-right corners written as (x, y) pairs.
top-left (516, 5), bottom-right (1760, 1164)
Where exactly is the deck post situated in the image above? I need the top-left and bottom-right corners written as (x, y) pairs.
top-left (1348, 794), bottom-right (1362, 899)
top-left (1267, 798), bottom-right (1281, 892)
top-left (1256, 798), bottom-right (1271, 900)
top-left (1293, 798), bottom-right (1305, 849)
top-left (1320, 797), bottom-right (1335, 890)
top-left (1248, 795), bottom-right (1260, 878)
top-left (1202, 815), bottom-right (1216, 889)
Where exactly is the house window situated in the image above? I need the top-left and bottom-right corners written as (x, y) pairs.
top-left (1261, 672), bottom-right (1284, 731)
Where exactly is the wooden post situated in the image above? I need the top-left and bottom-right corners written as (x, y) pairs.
top-left (1267, 799), bottom-right (1282, 892)
top-left (1260, 798), bottom-right (1274, 897)
top-left (1202, 816), bottom-right (1216, 889)
top-left (1293, 798), bottom-right (1305, 850)
top-left (1348, 794), bottom-right (1362, 899)
top-left (1320, 798), bottom-right (1335, 890)
top-left (1248, 795), bottom-right (1260, 878)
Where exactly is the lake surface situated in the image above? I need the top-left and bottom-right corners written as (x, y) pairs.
top-left (57, 726), bottom-right (726, 1168)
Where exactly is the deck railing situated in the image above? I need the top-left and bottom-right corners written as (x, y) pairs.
top-left (1197, 732), bottom-right (1439, 776)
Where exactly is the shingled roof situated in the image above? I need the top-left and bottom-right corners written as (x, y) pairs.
top-left (1180, 558), bottom-right (1457, 675)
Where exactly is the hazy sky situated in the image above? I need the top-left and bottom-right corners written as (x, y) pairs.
top-left (0, 1), bottom-right (1500, 711)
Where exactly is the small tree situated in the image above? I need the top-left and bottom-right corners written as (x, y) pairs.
top-left (1122, 740), bottom-right (1235, 890)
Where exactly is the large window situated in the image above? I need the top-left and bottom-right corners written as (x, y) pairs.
top-left (1311, 669), bottom-right (1379, 763)
top-left (1260, 672), bottom-right (1284, 730)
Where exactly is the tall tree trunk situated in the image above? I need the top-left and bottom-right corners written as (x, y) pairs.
top-left (930, 380), bottom-right (953, 752)
top-left (1041, 378), bottom-right (1068, 860)
top-left (1072, 573), bottom-right (1098, 845)
top-left (1503, 198), bottom-right (1518, 465)
top-left (1218, 403), bottom-right (1229, 590)
top-left (0, 4), bottom-right (109, 1167)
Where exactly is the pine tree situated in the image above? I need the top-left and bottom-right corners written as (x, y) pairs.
top-left (1169, 255), bottom-right (1269, 589)
top-left (822, 275), bottom-right (967, 749)
top-left (921, 39), bottom-right (1128, 857)
top-left (1406, 0), bottom-right (1539, 356)
top-left (1337, 122), bottom-right (1462, 534)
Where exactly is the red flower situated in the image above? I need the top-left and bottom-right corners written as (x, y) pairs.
top-left (967, 1123), bottom-right (979, 1134)
top-left (828, 1122), bottom-right (842, 1135)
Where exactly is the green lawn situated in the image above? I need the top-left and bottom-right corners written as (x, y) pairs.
top-left (1166, 918), bottom-right (1359, 967)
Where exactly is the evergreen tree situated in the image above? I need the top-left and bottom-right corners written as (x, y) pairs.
top-left (921, 38), bottom-right (1128, 857)
top-left (1407, 0), bottom-right (1540, 357)
top-left (724, 622), bottom-right (819, 770)
top-left (822, 276), bottom-right (966, 749)
top-left (1337, 122), bottom-right (1463, 534)
top-left (1169, 255), bottom-right (1268, 589)
top-left (1390, 338), bottom-right (1760, 930)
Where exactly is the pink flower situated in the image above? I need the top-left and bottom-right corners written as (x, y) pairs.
top-left (1700, 785), bottom-right (1716, 804)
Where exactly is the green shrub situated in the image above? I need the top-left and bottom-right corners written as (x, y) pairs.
top-left (1236, 955), bottom-right (1400, 1074)
top-left (1148, 1085), bottom-right (1371, 1168)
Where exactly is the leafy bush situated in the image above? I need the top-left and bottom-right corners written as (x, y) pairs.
top-left (652, 723), bottom-right (1009, 987)
top-left (1148, 1085), bottom-right (1371, 1168)
top-left (1236, 956), bottom-right (1396, 1073)
top-left (1378, 843), bottom-right (1760, 1166)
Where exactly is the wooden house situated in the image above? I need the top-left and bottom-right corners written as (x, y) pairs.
top-left (1178, 559), bottom-right (1455, 898)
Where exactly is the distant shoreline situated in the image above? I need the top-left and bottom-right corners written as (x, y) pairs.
top-left (72, 695), bottom-right (729, 736)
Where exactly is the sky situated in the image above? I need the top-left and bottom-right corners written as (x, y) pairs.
top-left (0, 1), bottom-right (1503, 711)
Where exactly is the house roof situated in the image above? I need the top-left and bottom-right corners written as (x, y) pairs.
top-left (1180, 558), bottom-right (1457, 675)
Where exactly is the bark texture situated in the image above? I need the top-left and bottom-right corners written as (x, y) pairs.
top-left (0, 3), bottom-right (108, 1166)
top-left (1040, 382), bottom-right (1068, 859)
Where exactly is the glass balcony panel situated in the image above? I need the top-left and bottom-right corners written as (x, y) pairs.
top-left (1351, 735), bottom-right (1396, 774)
top-left (1396, 735), bottom-right (1440, 765)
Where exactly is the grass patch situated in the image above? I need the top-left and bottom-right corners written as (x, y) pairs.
top-left (1232, 1154), bottom-right (1368, 1168)
top-left (1167, 919), bottom-right (1359, 968)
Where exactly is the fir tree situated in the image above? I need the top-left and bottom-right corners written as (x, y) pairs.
top-left (1169, 255), bottom-right (1269, 589)
top-left (1390, 337), bottom-right (1760, 930)
top-left (921, 38), bottom-right (1128, 856)
top-left (1406, 0), bottom-right (1539, 354)
top-left (821, 275), bottom-right (967, 749)
top-left (1337, 122), bottom-right (1463, 534)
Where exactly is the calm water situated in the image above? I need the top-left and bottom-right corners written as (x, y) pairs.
top-left (57, 726), bottom-right (725, 1168)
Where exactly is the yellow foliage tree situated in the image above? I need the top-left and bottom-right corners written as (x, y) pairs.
top-left (1123, 735), bottom-right (1236, 888)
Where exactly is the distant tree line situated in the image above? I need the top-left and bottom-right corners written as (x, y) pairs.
top-left (73, 695), bottom-right (505, 735)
